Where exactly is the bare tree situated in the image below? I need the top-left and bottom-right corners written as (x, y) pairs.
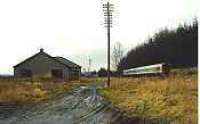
top-left (112, 42), bottom-right (124, 71)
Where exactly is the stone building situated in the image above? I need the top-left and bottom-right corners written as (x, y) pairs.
top-left (14, 49), bottom-right (81, 81)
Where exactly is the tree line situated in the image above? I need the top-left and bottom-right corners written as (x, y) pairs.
top-left (118, 19), bottom-right (198, 72)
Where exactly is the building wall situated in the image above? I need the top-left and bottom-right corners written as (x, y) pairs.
top-left (14, 52), bottom-right (70, 81)
top-left (69, 68), bottom-right (81, 80)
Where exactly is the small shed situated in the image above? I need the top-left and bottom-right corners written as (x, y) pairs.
top-left (14, 49), bottom-right (81, 81)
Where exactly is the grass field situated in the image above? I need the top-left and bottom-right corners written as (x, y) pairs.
top-left (0, 79), bottom-right (82, 105)
top-left (0, 69), bottom-right (197, 123)
top-left (0, 77), bottom-right (102, 106)
top-left (99, 68), bottom-right (197, 124)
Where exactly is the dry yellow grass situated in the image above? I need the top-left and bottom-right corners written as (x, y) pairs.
top-left (79, 77), bottom-right (107, 84)
top-left (100, 70), bottom-right (197, 124)
top-left (0, 80), bottom-right (74, 105)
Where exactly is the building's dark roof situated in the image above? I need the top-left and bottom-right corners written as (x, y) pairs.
top-left (14, 49), bottom-right (81, 69)
top-left (53, 57), bottom-right (81, 68)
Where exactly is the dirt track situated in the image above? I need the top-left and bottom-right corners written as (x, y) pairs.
top-left (0, 83), bottom-right (117, 124)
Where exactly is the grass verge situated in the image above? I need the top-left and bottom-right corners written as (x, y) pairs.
top-left (0, 80), bottom-right (81, 106)
top-left (99, 69), bottom-right (197, 124)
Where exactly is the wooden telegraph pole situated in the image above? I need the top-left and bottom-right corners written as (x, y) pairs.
top-left (103, 2), bottom-right (114, 87)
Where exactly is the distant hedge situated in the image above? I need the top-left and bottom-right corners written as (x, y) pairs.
top-left (119, 19), bottom-right (198, 70)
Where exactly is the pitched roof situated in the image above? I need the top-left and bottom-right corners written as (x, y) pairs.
top-left (53, 57), bottom-right (81, 68)
top-left (14, 49), bottom-right (81, 69)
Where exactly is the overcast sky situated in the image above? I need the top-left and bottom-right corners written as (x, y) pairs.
top-left (0, 0), bottom-right (198, 74)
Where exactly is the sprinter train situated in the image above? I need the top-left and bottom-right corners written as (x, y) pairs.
top-left (123, 63), bottom-right (170, 76)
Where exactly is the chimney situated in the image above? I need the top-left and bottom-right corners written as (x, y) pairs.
top-left (40, 48), bottom-right (44, 52)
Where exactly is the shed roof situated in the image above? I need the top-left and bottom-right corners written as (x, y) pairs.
top-left (14, 49), bottom-right (81, 69)
top-left (53, 57), bottom-right (81, 68)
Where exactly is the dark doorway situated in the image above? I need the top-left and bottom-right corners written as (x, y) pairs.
top-left (51, 69), bottom-right (63, 79)
top-left (70, 69), bottom-right (79, 80)
top-left (21, 69), bottom-right (32, 78)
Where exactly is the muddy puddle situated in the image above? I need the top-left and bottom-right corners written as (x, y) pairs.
top-left (0, 84), bottom-right (129, 124)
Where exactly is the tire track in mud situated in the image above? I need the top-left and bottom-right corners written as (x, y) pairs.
top-left (0, 83), bottom-right (126, 124)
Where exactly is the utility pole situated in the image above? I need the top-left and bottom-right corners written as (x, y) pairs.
top-left (88, 58), bottom-right (92, 75)
top-left (103, 1), bottom-right (114, 87)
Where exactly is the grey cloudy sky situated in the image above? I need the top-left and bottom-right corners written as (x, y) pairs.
top-left (0, 0), bottom-right (198, 74)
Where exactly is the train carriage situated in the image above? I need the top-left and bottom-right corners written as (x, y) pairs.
top-left (123, 63), bottom-right (170, 77)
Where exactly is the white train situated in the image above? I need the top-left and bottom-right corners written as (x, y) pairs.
top-left (123, 63), bottom-right (170, 76)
